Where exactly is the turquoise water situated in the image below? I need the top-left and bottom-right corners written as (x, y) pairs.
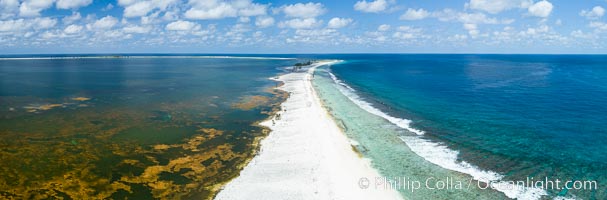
top-left (313, 55), bottom-right (607, 200)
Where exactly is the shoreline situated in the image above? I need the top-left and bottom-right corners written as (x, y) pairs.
top-left (214, 61), bottom-right (403, 200)
top-left (323, 68), bottom-right (547, 199)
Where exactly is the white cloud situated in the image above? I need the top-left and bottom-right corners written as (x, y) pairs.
top-left (63, 24), bottom-right (82, 34)
top-left (378, 24), bottom-right (390, 31)
top-left (185, 3), bottom-right (237, 19)
top-left (34, 17), bottom-right (56, 29)
top-left (255, 16), bottom-right (274, 28)
top-left (281, 2), bottom-right (325, 18)
top-left (238, 16), bottom-right (250, 23)
top-left (433, 10), bottom-right (507, 25)
top-left (457, 12), bottom-right (499, 24)
top-left (400, 8), bottom-right (429, 20)
top-left (0, 19), bottom-right (27, 32)
top-left (1, 0), bottom-right (20, 19)
top-left (124, 1), bottom-right (155, 17)
top-left (166, 20), bottom-right (200, 31)
top-left (466, 0), bottom-right (532, 14)
top-left (528, 0), bottom-right (553, 18)
top-left (519, 24), bottom-right (549, 36)
top-left (463, 23), bottom-right (480, 37)
top-left (392, 26), bottom-right (425, 40)
top-left (354, 0), bottom-right (390, 13)
top-left (279, 18), bottom-right (322, 29)
top-left (119, 0), bottom-right (177, 18)
top-left (19, 0), bottom-right (55, 17)
top-left (589, 21), bottom-right (607, 31)
top-left (365, 30), bottom-right (387, 42)
top-left (295, 28), bottom-right (336, 36)
top-left (123, 25), bottom-right (152, 33)
top-left (238, 2), bottom-right (267, 16)
top-left (185, 0), bottom-right (268, 20)
top-left (56, 0), bottom-right (91, 9)
top-left (327, 17), bottom-right (352, 29)
top-left (580, 6), bottom-right (605, 20)
top-left (0, 17), bottom-right (56, 32)
top-left (89, 16), bottom-right (118, 29)
top-left (62, 12), bottom-right (81, 24)
top-left (570, 29), bottom-right (595, 39)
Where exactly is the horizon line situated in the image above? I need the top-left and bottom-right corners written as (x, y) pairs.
top-left (1, 52), bottom-right (607, 56)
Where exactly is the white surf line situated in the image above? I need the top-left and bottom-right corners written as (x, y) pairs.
top-left (326, 71), bottom-right (425, 136)
top-left (326, 69), bottom-right (549, 200)
top-left (214, 60), bottom-right (403, 200)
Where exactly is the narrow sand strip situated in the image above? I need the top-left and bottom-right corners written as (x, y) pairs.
top-left (215, 61), bottom-right (403, 200)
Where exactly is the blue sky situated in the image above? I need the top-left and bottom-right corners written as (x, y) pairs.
top-left (0, 0), bottom-right (606, 54)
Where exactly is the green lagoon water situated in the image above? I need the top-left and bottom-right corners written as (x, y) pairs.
top-left (0, 56), bottom-right (294, 199)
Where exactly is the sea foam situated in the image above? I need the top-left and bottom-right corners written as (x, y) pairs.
top-left (327, 71), bottom-right (425, 136)
top-left (325, 69), bottom-right (548, 200)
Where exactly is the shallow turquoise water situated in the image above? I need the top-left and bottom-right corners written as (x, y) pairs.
top-left (313, 55), bottom-right (607, 199)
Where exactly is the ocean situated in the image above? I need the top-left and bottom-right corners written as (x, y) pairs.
top-left (1, 54), bottom-right (605, 200)
top-left (312, 54), bottom-right (607, 200)
top-left (0, 55), bottom-right (294, 199)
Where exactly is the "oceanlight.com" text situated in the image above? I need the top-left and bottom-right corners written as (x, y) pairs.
top-left (358, 176), bottom-right (598, 192)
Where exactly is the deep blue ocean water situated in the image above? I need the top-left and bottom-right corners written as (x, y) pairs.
top-left (317, 54), bottom-right (607, 199)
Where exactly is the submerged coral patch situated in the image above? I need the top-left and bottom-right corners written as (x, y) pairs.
top-left (71, 97), bottom-right (91, 101)
top-left (232, 95), bottom-right (270, 110)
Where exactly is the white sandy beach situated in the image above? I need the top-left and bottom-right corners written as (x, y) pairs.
top-left (215, 61), bottom-right (403, 200)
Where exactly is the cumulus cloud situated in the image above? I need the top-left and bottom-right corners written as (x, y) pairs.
top-left (89, 16), bottom-right (118, 29)
top-left (281, 2), bottom-right (325, 18)
top-left (580, 6), bottom-right (605, 20)
top-left (400, 8), bottom-right (430, 20)
top-left (463, 23), bottom-right (480, 37)
top-left (255, 16), bottom-right (274, 28)
top-left (123, 25), bottom-right (152, 33)
top-left (184, 0), bottom-right (268, 20)
top-left (377, 24), bottom-right (390, 31)
top-left (63, 24), bottom-right (82, 34)
top-left (589, 21), bottom-right (607, 31)
top-left (294, 28), bottom-right (336, 37)
top-left (118, 0), bottom-right (178, 18)
top-left (0, 19), bottom-right (27, 32)
top-left (166, 20), bottom-right (200, 31)
top-left (528, 0), bottom-right (553, 18)
top-left (0, 17), bottom-right (56, 32)
top-left (466, 0), bottom-right (532, 14)
top-left (1, 0), bottom-right (20, 19)
top-left (34, 16), bottom-right (56, 29)
top-left (279, 18), bottom-right (322, 29)
top-left (519, 24), bottom-right (549, 36)
top-left (354, 0), bottom-right (390, 13)
top-left (56, 0), bottom-right (92, 9)
top-left (19, 0), bottom-right (55, 17)
top-left (62, 12), bottom-right (81, 24)
top-left (327, 17), bottom-right (352, 29)
top-left (433, 9), bottom-right (508, 24)
top-left (392, 26), bottom-right (425, 40)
